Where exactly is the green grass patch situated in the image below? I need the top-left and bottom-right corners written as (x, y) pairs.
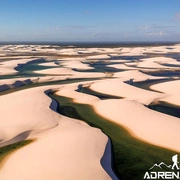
top-left (79, 86), bottom-right (122, 100)
top-left (49, 93), bottom-right (178, 180)
top-left (0, 140), bottom-right (34, 164)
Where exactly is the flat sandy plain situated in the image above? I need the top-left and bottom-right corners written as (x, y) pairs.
top-left (0, 44), bottom-right (180, 180)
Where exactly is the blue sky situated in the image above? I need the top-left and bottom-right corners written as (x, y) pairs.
top-left (0, 0), bottom-right (180, 42)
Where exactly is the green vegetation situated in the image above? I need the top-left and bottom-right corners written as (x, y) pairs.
top-left (132, 78), bottom-right (171, 92)
top-left (0, 140), bottom-right (34, 164)
top-left (148, 101), bottom-right (180, 118)
top-left (50, 93), bottom-right (177, 180)
top-left (79, 86), bottom-right (122, 100)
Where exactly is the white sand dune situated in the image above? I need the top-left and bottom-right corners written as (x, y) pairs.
top-left (0, 67), bottom-right (17, 75)
top-left (39, 62), bottom-right (59, 67)
top-left (55, 81), bottom-right (180, 152)
top-left (89, 78), bottom-right (165, 105)
top-left (107, 63), bottom-right (138, 70)
top-left (0, 58), bottom-right (41, 75)
top-left (34, 67), bottom-right (73, 75)
top-left (1, 44), bottom-right (180, 179)
top-left (86, 54), bottom-right (111, 60)
top-left (60, 59), bottom-right (94, 70)
top-left (0, 86), bottom-right (59, 146)
top-left (150, 80), bottom-right (180, 106)
top-left (0, 85), bottom-right (117, 180)
top-left (93, 99), bottom-right (180, 152)
top-left (113, 69), bottom-right (167, 81)
top-left (137, 57), bottom-right (171, 69)
top-left (0, 116), bottom-right (115, 180)
top-left (56, 48), bottom-right (79, 55)
top-left (34, 67), bottom-right (106, 78)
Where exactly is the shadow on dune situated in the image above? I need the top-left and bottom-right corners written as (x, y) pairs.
top-left (0, 130), bottom-right (32, 148)
top-left (45, 89), bottom-right (119, 180)
top-left (44, 89), bottom-right (60, 113)
top-left (101, 138), bottom-right (120, 180)
top-left (0, 79), bottom-right (33, 92)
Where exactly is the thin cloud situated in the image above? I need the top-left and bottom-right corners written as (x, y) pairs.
top-left (139, 25), bottom-right (151, 30)
top-left (67, 25), bottom-right (95, 30)
top-left (147, 31), bottom-right (167, 37)
top-left (48, 25), bottom-right (95, 32)
top-left (174, 12), bottom-right (180, 21)
top-left (139, 25), bottom-right (175, 30)
top-left (82, 10), bottom-right (91, 15)
top-left (152, 25), bottom-right (176, 29)
top-left (91, 33), bottom-right (102, 38)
